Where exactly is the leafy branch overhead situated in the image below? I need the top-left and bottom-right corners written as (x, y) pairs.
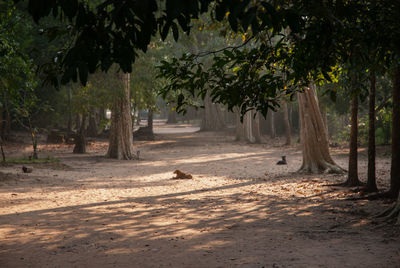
top-left (19, 0), bottom-right (314, 86)
top-left (19, 0), bottom-right (400, 115)
top-left (157, 35), bottom-right (299, 117)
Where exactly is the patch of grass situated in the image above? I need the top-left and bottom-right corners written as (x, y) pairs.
top-left (4, 156), bottom-right (60, 164)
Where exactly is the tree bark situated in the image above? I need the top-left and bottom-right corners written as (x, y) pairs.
top-left (73, 114), bottom-right (86, 154)
top-left (87, 108), bottom-right (98, 137)
top-left (269, 111), bottom-right (276, 139)
top-left (75, 113), bottom-right (81, 132)
top-left (0, 136), bottom-right (5, 162)
top-left (106, 73), bottom-right (135, 160)
top-left (297, 84), bottom-right (344, 173)
top-left (345, 95), bottom-right (362, 186)
top-left (148, 107), bottom-right (154, 130)
top-left (252, 111), bottom-right (262, 143)
top-left (283, 102), bottom-right (291, 145)
top-left (319, 102), bottom-right (329, 138)
top-left (200, 91), bottom-right (225, 131)
top-left (367, 71), bottom-right (378, 192)
top-left (0, 106), bottom-right (3, 140)
top-left (245, 111), bottom-right (255, 143)
top-left (390, 66), bottom-right (400, 198)
top-left (235, 108), bottom-right (245, 141)
top-left (98, 107), bottom-right (106, 134)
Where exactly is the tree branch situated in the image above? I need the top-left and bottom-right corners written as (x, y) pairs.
top-left (375, 95), bottom-right (391, 113)
top-left (195, 36), bottom-right (255, 58)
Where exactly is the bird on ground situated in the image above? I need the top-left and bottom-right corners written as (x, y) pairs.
top-left (22, 166), bottom-right (33, 173)
top-left (276, 156), bottom-right (287, 165)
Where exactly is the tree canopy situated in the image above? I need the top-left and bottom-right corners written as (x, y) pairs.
top-left (17, 1), bottom-right (400, 116)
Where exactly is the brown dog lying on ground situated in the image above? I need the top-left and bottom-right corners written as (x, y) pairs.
top-left (172, 170), bottom-right (193, 179)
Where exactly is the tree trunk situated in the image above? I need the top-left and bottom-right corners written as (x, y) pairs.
top-left (98, 107), bottom-right (106, 134)
top-left (252, 111), bottom-right (262, 143)
top-left (297, 84), bottom-right (344, 173)
top-left (0, 106), bottom-right (3, 140)
top-left (283, 102), bottom-right (291, 145)
top-left (0, 136), bottom-right (5, 162)
top-left (390, 66), bottom-right (400, 198)
top-left (367, 71), bottom-right (378, 192)
top-left (377, 192), bottom-right (400, 225)
top-left (200, 91), bottom-right (225, 131)
top-left (235, 108), bottom-right (245, 141)
top-left (384, 120), bottom-right (391, 145)
top-left (73, 114), bottom-right (86, 154)
top-left (394, 195), bottom-right (400, 225)
top-left (345, 95), bottom-right (362, 186)
top-left (87, 108), bottom-right (98, 137)
top-left (319, 102), bottom-right (329, 138)
top-left (148, 107), bottom-right (154, 132)
top-left (245, 111), bottom-right (255, 143)
top-left (269, 111), bottom-right (276, 139)
top-left (29, 121), bottom-right (38, 160)
top-left (4, 103), bottom-right (11, 140)
top-left (67, 87), bottom-right (72, 132)
top-left (106, 73), bottom-right (135, 160)
top-left (75, 113), bottom-right (81, 132)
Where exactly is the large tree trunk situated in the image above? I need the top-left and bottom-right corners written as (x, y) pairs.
top-left (0, 106), bottom-right (3, 140)
top-left (75, 113), bottom-right (81, 132)
top-left (244, 111), bottom-right (255, 143)
top-left (87, 108), bottom-right (98, 137)
top-left (106, 73), bottom-right (135, 160)
top-left (376, 67), bottom-right (400, 224)
top-left (133, 107), bottom-right (154, 141)
top-left (98, 107), bottom-right (106, 134)
top-left (235, 108), bottom-right (255, 142)
top-left (268, 111), bottom-right (276, 139)
top-left (390, 67), bottom-right (400, 198)
top-left (367, 71), bottom-right (378, 192)
top-left (377, 193), bottom-right (400, 225)
top-left (235, 108), bottom-right (245, 141)
top-left (252, 111), bottom-right (262, 143)
top-left (200, 91), bottom-right (225, 131)
top-left (345, 95), bottom-right (362, 186)
top-left (0, 136), bottom-right (5, 162)
top-left (297, 84), bottom-right (344, 173)
top-left (283, 102), bottom-right (291, 145)
top-left (319, 102), bottom-right (329, 137)
top-left (148, 108), bottom-right (154, 130)
top-left (73, 114), bottom-right (87, 154)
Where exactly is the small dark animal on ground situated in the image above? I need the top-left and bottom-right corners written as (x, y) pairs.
top-left (276, 156), bottom-right (287, 165)
top-left (172, 170), bottom-right (193, 179)
top-left (22, 166), bottom-right (33, 173)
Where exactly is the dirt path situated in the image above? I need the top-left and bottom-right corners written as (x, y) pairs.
top-left (0, 129), bottom-right (399, 267)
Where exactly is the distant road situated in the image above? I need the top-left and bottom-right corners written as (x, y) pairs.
top-left (136, 119), bottom-right (201, 134)
top-left (154, 125), bottom-right (200, 134)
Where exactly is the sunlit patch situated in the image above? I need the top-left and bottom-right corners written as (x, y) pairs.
top-left (172, 152), bottom-right (272, 164)
top-left (104, 248), bottom-right (131, 254)
top-left (191, 239), bottom-right (230, 250)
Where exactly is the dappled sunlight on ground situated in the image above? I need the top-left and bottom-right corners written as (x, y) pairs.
top-left (0, 130), bottom-right (399, 267)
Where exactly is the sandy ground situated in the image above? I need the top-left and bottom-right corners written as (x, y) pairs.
top-left (0, 125), bottom-right (399, 268)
